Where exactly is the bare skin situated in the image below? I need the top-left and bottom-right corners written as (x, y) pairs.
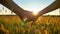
top-left (37, 0), bottom-right (60, 17)
top-left (0, 0), bottom-right (35, 21)
top-left (0, 0), bottom-right (60, 22)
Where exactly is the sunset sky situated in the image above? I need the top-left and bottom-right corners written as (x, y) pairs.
top-left (0, 0), bottom-right (60, 15)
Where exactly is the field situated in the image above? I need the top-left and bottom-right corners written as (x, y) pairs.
top-left (0, 15), bottom-right (60, 34)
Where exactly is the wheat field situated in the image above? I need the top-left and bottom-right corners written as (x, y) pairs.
top-left (0, 15), bottom-right (60, 34)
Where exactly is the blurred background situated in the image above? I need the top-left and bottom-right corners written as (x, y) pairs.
top-left (0, 0), bottom-right (60, 34)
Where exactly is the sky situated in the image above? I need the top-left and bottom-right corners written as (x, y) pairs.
top-left (0, 0), bottom-right (60, 15)
top-left (13, 0), bottom-right (55, 14)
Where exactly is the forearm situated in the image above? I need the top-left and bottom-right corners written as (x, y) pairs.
top-left (0, 0), bottom-right (28, 19)
top-left (0, 0), bottom-right (35, 21)
top-left (38, 0), bottom-right (60, 16)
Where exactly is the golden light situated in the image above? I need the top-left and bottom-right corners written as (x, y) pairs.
top-left (25, 7), bottom-right (40, 16)
top-left (22, 5), bottom-right (41, 16)
top-left (32, 11), bottom-right (39, 15)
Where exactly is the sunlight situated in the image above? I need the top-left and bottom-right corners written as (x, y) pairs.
top-left (25, 8), bottom-right (40, 15)
top-left (23, 6), bottom-right (41, 15)
top-left (13, 0), bottom-right (55, 15)
top-left (32, 11), bottom-right (38, 15)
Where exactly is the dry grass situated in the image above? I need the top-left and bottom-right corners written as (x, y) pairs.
top-left (0, 15), bottom-right (60, 34)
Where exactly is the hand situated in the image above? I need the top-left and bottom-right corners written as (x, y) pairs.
top-left (0, 0), bottom-right (59, 22)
